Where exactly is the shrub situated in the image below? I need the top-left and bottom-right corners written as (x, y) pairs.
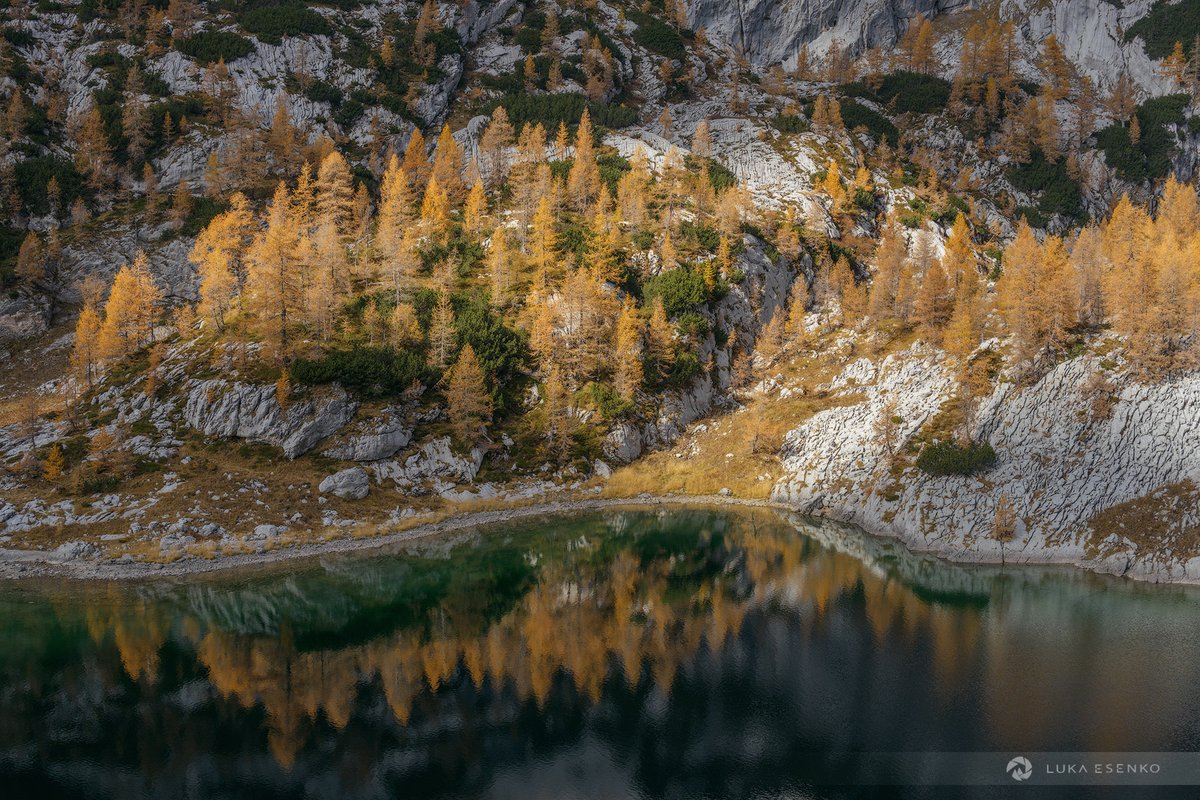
top-left (14, 156), bottom-right (86, 216)
top-left (578, 381), bottom-right (632, 420)
top-left (1126, 0), bottom-right (1200, 59)
top-left (589, 103), bottom-right (638, 129)
top-left (772, 113), bottom-right (808, 134)
top-left (597, 152), bottom-right (631, 193)
top-left (497, 93), bottom-right (586, 129)
top-left (492, 92), bottom-right (636, 131)
top-left (2, 28), bottom-right (34, 48)
top-left (675, 312), bottom-right (709, 338)
top-left (428, 28), bottom-right (463, 58)
top-left (842, 70), bottom-right (951, 114)
top-left (680, 221), bottom-right (720, 250)
top-left (685, 155), bottom-right (736, 191)
top-left (916, 440), bottom-right (997, 476)
top-left (628, 10), bottom-right (685, 59)
top-left (1007, 150), bottom-right (1083, 220)
top-left (515, 26), bottom-right (541, 52)
top-left (665, 351), bottom-right (702, 387)
top-left (454, 295), bottom-right (530, 412)
top-left (643, 266), bottom-right (708, 317)
top-left (303, 80), bottom-right (343, 106)
top-left (1096, 94), bottom-right (1188, 182)
top-left (175, 31), bottom-right (255, 63)
top-left (334, 99), bottom-right (365, 128)
top-left (0, 225), bottom-right (25, 287)
top-left (148, 94), bottom-right (208, 151)
top-left (291, 347), bottom-right (429, 399)
top-left (240, 3), bottom-right (331, 44)
top-left (838, 99), bottom-right (898, 143)
top-left (180, 197), bottom-right (228, 237)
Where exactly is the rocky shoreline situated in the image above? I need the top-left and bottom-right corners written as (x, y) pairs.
top-left (3, 491), bottom-right (1199, 587)
top-left (0, 494), bottom-right (792, 582)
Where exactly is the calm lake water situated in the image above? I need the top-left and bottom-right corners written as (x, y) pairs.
top-left (2, 507), bottom-right (1200, 799)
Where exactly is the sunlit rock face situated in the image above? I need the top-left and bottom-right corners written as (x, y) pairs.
top-left (687, 0), bottom-right (1172, 95)
top-left (772, 349), bottom-right (1200, 581)
top-left (686, 0), bottom-right (968, 69)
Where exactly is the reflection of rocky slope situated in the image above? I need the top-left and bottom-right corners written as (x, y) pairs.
top-left (772, 350), bottom-right (1200, 582)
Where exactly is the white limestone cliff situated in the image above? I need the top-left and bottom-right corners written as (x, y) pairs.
top-left (771, 344), bottom-right (1200, 582)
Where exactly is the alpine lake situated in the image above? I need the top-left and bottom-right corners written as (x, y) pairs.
top-left (2, 506), bottom-right (1200, 799)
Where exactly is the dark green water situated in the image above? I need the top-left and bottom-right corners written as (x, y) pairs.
top-left (2, 507), bottom-right (1200, 799)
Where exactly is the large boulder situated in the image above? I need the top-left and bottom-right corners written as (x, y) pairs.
top-left (183, 380), bottom-right (357, 458)
top-left (604, 423), bottom-right (644, 463)
top-left (319, 467), bottom-right (370, 500)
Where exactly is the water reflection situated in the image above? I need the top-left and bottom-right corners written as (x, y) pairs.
top-left (1, 508), bottom-right (1200, 799)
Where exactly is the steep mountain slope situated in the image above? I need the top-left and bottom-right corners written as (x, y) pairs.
top-left (0, 1), bottom-right (1199, 580)
top-left (690, 0), bottom-right (1178, 95)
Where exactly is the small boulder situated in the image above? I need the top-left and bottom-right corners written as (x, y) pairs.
top-left (251, 524), bottom-right (285, 540)
top-left (319, 467), bottom-right (370, 500)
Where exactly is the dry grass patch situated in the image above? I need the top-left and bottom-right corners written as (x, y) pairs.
top-left (606, 389), bottom-right (865, 499)
top-left (1084, 480), bottom-right (1200, 563)
top-left (0, 320), bottom-right (75, 427)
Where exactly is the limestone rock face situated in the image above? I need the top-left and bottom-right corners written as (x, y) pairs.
top-left (183, 380), bottom-right (357, 459)
top-left (687, 0), bottom-right (1172, 94)
top-left (319, 467), bottom-right (370, 500)
top-left (373, 436), bottom-right (485, 486)
top-left (604, 423), bottom-right (644, 463)
top-left (322, 406), bottom-right (414, 462)
top-left (60, 231), bottom-right (196, 303)
top-left (772, 346), bottom-right (1200, 581)
top-left (686, 0), bottom-right (969, 71)
top-left (0, 294), bottom-right (52, 341)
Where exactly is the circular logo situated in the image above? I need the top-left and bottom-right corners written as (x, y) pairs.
top-left (1007, 756), bottom-right (1033, 781)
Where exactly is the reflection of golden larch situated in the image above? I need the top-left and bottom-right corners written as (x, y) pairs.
top-left (420, 638), bottom-right (460, 692)
top-left (930, 607), bottom-right (983, 699)
top-left (462, 640), bottom-right (486, 687)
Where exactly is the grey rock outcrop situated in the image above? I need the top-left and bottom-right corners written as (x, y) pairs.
top-left (686, 0), bottom-right (970, 70)
top-left (373, 436), bottom-right (485, 486)
top-left (604, 423), bottom-right (644, 463)
top-left (322, 406), bottom-right (414, 462)
top-left (51, 541), bottom-right (100, 561)
top-left (687, 0), bottom-right (1173, 95)
top-left (771, 345), bottom-right (1200, 581)
top-left (183, 380), bottom-right (356, 458)
top-left (0, 293), bottom-right (52, 341)
top-left (319, 467), bottom-right (370, 500)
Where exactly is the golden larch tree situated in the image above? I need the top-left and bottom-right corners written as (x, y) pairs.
top-left (430, 123), bottom-right (466, 204)
top-left (646, 296), bottom-right (675, 379)
top-left (245, 182), bottom-right (302, 358)
top-left (567, 108), bottom-right (601, 211)
top-left (71, 303), bottom-right (103, 387)
top-left (99, 252), bottom-right (163, 359)
top-left (402, 127), bottom-right (431, 190)
top-left (316, 151), bottom-right (355, 237)
top-left (191, 192), bottom-right (253, 331)
top-left (444, 343), bottom-right (492, 448)
top-left (614, 297), bottom-right (644, 401)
